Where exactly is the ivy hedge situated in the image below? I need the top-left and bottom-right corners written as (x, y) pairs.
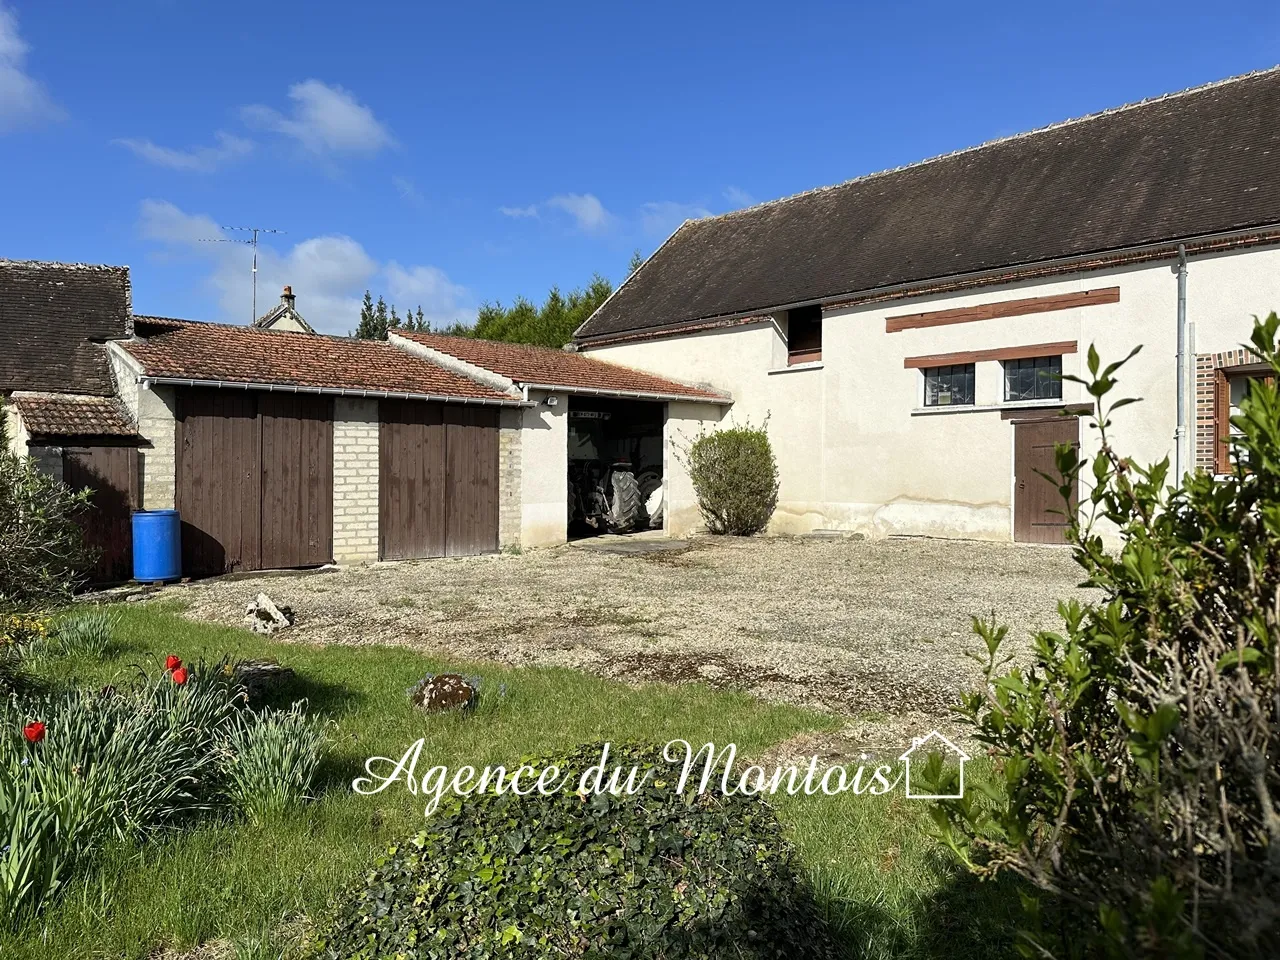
top-left (314, 741), bottom-right (841, 959)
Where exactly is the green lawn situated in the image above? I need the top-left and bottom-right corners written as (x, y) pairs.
top-left (2, 603), bottom-right (1021, 959)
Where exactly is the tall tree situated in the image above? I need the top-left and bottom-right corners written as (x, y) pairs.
top-left (627, 249), bottom-right (645, 276)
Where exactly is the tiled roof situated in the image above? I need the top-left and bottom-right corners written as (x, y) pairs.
top-left (121, 320), bottom-right (519, 403)
top-left (395, 331), bottom-right (730, 402)
top-left (579, 67), bottom-right (1280, 340)
top-left (10, 392), bottom-right (138, 438)
top-left (1, 260), bottom-right (131, 396)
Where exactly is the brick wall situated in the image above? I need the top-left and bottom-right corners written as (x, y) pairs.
top-left (1194, 348), bottom-right (1253, 472)
top-left (498, 407), bottom-right (522, 549)
top-left (333, 397), bottom-right (380, 563)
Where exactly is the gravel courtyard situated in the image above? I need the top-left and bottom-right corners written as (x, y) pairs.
top-left (166, 535), bottom-right (1086, 743)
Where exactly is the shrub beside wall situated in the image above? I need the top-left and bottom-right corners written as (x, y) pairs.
top-left (932, 317), bottom-right (1280, 958)
top-left (683, 419), bottom-right (780, 536)
top-left (0, 436), bottom-right (96, 611)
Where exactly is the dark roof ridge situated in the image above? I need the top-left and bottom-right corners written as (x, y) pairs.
top-left (696, 64), bottom-right (1280, 227)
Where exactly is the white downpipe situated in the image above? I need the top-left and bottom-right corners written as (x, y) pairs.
top-left (1174, 244), bottom-right (1189, 479)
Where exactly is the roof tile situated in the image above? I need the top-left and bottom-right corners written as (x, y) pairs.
top-left (10, 392), bottom-right (138, 438)
top-left (121, 320), bottom-right (518, 403)
top-left (396, 331), bottom-right (729, 402)
top-left (580, 68), bottom-right (1280, 340)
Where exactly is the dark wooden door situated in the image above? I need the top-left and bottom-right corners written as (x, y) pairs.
top-left (177, 389), bottom-right (333, 577)
top-left (63, 445), bottom-right (140, 583)
top-left (177, 389), bottom-right (262, 576)
top-left (379, 400), bottom-right (447, 560)
top-left (1013, 417), bottom-right (1079, 543)
top-left (445, 406), bottom-right (499, 557)
top-left (379, 402), bottom-right (499, 560)
top-left (260, 393), bottom-right (334, 569)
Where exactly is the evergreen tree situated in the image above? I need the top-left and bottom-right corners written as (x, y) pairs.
top-left (353, 290), bottom-right (378, 339)
top-left (627, 249), bottom-right (645, 276)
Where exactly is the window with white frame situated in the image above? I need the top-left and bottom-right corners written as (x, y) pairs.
top-left (1003, 355), bottom-right (1062, 402)
top-left (923, 364), bottom-right (975, 406)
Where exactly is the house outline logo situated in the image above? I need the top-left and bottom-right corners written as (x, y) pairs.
top-left (898, 730), bottom-right (969, 800)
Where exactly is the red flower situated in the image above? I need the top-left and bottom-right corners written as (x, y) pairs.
top-left (23, 722), bottom-right (45, 744)
top-left (165, 655), bottom-right (182, 672)
top-left (171, 666), bottom-right (189, 686)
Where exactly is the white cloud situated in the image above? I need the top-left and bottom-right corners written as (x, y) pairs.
top-left (498, 204), bottom-right (538, 219)
top-left (723, 186), bottom-right (755, 208)
top-left (384, 262), bottom-right (475, 327)
top-left (499, 193), bottom-right (613, 233)
top-left (546, 193), bottom-right (612, 233)
top-left (392, 175), bottom-right (425, 208)
top-left (0, 3), bottom-right (62, 132)
top-left (114, 131), bottom-right (254, 173)
top-left (640, 200), bottom-right (713, 237)
top-left (137, 200), bottom-right (472, 334)
top-left (242, 79), bottom-right (394, 156)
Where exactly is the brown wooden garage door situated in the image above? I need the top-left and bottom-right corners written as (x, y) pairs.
top-left (177, 389), bottom-right (334, 576)
top-left (63, 444), bottom-right (140, 584)
top-left (379, 401), bottom-right (499, 560)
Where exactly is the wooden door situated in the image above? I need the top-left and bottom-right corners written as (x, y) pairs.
top-left (1013, 417), bottom-right (1079, 543)
top-left (379, 400), bottom-right (447, 560)
top-left (444, 406), bottom-right (499, 557)
top-left (177, 388), bottom-right (334, 577)
top-left (379, 401), bottom-right (500, 560)
top-left (177, 389), bottom-right (261, 576)
top-left (259, 393), bottom-right (334, 569)
top-left (63, 444), bottom-right (140, 583)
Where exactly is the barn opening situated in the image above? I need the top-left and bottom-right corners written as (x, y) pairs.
top-left (566, 396), bottom-right (664, 539)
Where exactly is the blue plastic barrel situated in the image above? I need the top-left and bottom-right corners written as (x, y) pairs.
top-left (132, 510), bottom-right (181, 583)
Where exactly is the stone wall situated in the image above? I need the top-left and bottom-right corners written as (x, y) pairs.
top-left (332, 397), bottom-right (380, 563)
top-left (137, 384), bottom-right (176, 509)
top-left (498, 407), bottom-right (523, 549)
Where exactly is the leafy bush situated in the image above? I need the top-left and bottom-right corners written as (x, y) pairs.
top-left (221, 703), bottom-right (327, 822)
top-left (314, 741), bottom-right (840, 959)
top-left (932, 316), bottom-right (1280, 958)
top-left (683, 419), bottom-right (780, 536)
top-left (0, 447), bottom-right (96, 611)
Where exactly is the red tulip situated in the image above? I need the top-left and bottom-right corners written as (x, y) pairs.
top-left (171, 667), bottom-right (189, 686)
top-left (165, 655), bottom-right (182, 672)
top-left (23, 722), bottom-right (45, 743)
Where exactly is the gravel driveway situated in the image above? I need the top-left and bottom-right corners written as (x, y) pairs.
top-left (166, 536), bottom-right (1085, 742)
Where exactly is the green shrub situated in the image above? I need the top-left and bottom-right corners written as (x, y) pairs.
top-left (683, 419), bottom-right (780, 535)
top-left (221, 703), bottom-right (327, 822)
top-left (932, 315), bottom-right (1280, 958)
top-left (0, 446), bottom-right (96, 611)
top-left (313, 741), bottom-right (840, 959)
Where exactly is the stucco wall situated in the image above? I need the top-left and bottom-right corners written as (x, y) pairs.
top-left (332, 397), bottom-right (380, 564)
top-left (665, 401), bottom-right (728, 536)
top-left (584, 245), bottom-right (1280, 541)
top-left (520, 389), bottom-right (568, 547)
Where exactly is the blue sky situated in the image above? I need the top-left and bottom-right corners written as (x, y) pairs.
top-left (2, 1), bottom-right (1278, 335)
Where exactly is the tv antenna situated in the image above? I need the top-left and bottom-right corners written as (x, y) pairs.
top-left (198, 225), bottom-right (284, 323)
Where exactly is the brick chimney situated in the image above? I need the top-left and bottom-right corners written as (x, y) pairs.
top-left (281, 285), bottom-right (296, 310)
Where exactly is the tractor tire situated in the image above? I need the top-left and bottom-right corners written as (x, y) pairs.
top-left (607, 470), bottom-right (643, 533)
